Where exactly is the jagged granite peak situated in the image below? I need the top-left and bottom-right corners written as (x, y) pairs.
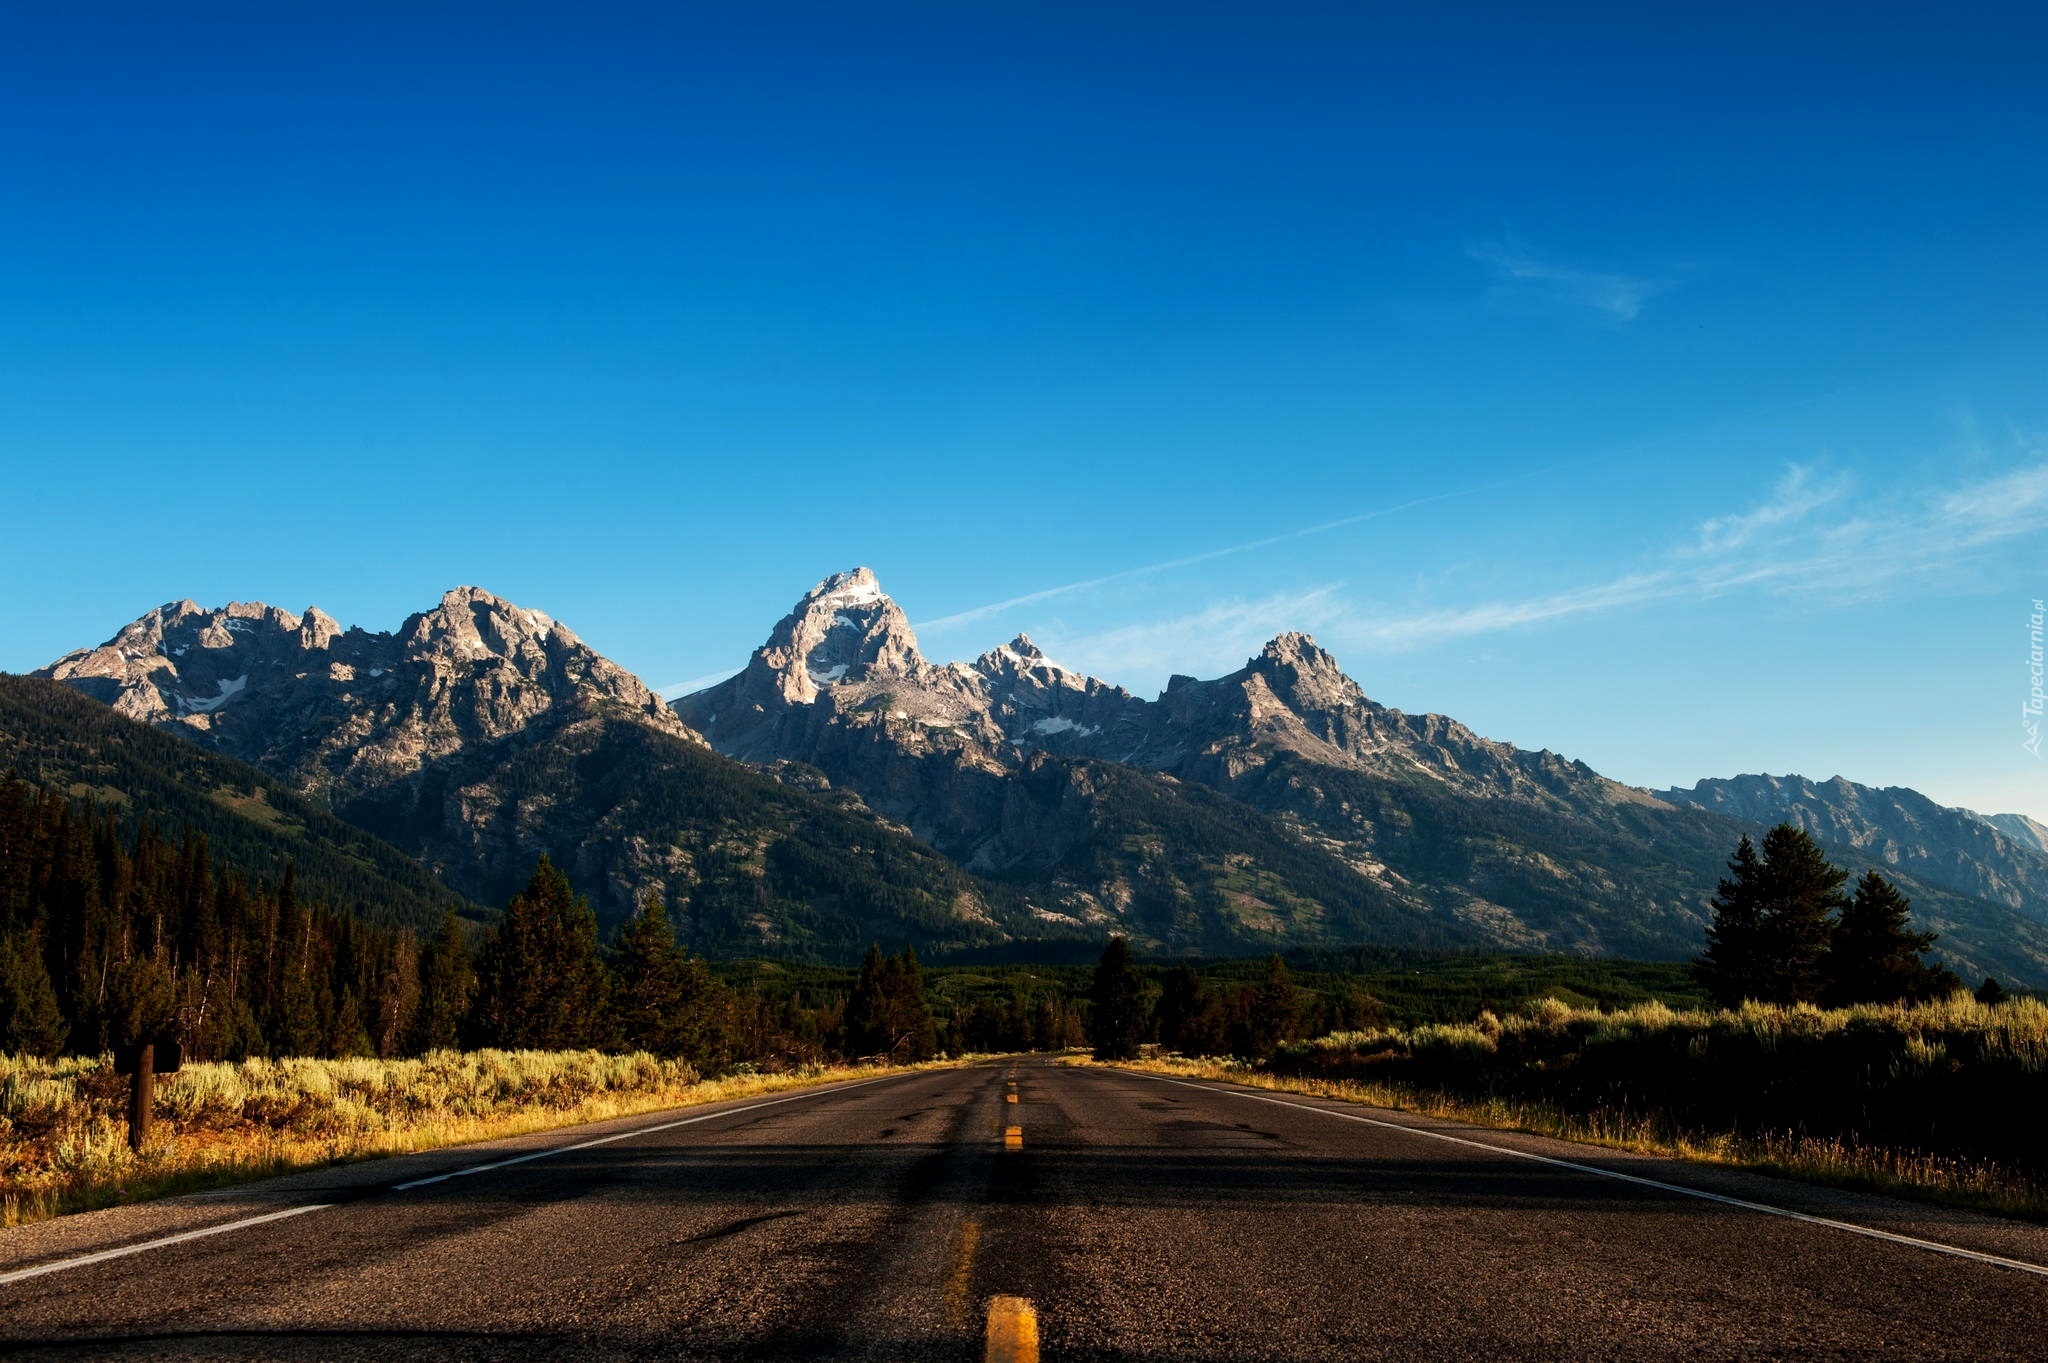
top-left (676, 567), bottom-right (987, 760)
top-left (1251, 632), bottom-right (1367, 713)
top-left (764, 567), bottom-right (931, 702)
top-left (37, 587), bottom-right (691, 794)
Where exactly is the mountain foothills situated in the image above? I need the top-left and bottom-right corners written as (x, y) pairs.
top-left (0, 675), bottom-right (472, 931)
top-left (25, 570), bottom-right (2048, 982)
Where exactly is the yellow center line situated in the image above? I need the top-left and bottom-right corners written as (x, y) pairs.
top-left (1003, 1123), bottom-right (1023, 1150)
top-left (944, 1218), bottom-right (982, 1329)
top-left (1005, 1092), bottom-right (1018, 1103)
top-left (985, 1295), bottom-right (1039, 1363)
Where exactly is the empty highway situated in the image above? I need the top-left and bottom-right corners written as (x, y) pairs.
top-left (4, 1059), bottom-right (2047, 1360)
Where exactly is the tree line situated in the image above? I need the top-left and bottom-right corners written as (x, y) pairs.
top-left (0, 777), bottom-right (961, 1069)
top-left (1692, 824), bottom-right (1966, 1007)
top-left (1081, 936), bottom-right (1371, 1061)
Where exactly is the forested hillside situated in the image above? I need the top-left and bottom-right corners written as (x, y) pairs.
top-left (0, 675), bottom-right (474, 931)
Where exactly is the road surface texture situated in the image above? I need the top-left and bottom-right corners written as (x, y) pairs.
top-left (5, 1058), bottom-right (2048, 1360)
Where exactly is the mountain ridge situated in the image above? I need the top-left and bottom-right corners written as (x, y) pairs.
top-left (675, 568), bottom-right (2048, 974)
top-left (34, 573), bottom-right (2048, 977)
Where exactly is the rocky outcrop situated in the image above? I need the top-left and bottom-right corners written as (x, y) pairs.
top-left (1661, 774), bottom-right (2048, 919)
top-left (39, 586), bottom-right (691, 800)
top-left (1974, 810), bottom-right (2048, 858)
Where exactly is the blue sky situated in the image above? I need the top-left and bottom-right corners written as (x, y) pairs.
top-left (5, 4), bottom-right (2047, 818)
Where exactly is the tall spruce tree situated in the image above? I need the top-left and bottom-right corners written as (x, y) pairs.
top-left (1089, 936), bottom-right (1147, 1061)
top-left (1695, 835), bottom-right (1767, 1007)
top-left (1245, 954), bottom-right (1301, 1057)
top-left (409, 912), bottom-right (474, 1051)
top-left (0, 928), bottom-right (66, 1057)
top-left (1696, 827), bottom-right (1849, 1006)
top-left (1752, 824), bottom-right (1848, 1004)
top-left (842, 944), bottom-right (892, 1058)
top-left (881, 946), bottom-right (937, 1061)
top-left (1826, 871), bottom-right (1951, 1005)
top-left (1154, 963), bottom-right (1209, 1054)
top-left (469, 856), bottom-right (611, 1050)
top-left (612, 891), bottom-right (692, 1055)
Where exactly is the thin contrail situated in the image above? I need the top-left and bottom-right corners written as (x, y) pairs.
top-left (914, 470), bottom-right (1553, 633)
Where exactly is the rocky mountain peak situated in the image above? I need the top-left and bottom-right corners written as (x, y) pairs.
top-left (809, 567), bottom-right (888, 609)
top-left (401, 585), bottom-right (569, 665)
top-left (973, 633), bottom-right (1056, 679)
top-left (1246, 632), bottom-right (1366, 714)
top-left (748, 567), bottom-right (930, 705)
top-left (39, 588), bottom-right (688, 791)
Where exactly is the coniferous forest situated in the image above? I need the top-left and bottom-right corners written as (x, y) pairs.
top-left (0, 769), bottom-right (1061, 1071)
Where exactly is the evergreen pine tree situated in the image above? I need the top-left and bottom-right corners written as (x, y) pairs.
top-left (410, 912), bottom-right (475, 1052)
top-left (842, 944), bottom-right (892, 1058)
top-left (880, 946), bottom-right (937, 1060)
top-left (1695, 835), bottom-right (1766, 1007)
top-left (1825, 870), bottom-right (1946, 1005)
top-left (0, 928), bottom-right (67, 1057)
top-left (1154, 963), bottom-right (1209, 1055)
top-left (1976, 977), bottom-right (2009, 1005)
top-left (469, 856), bottom-right (612, 1049)
top-left (1245, 954), bottom-right (1301, 1056)
top-left (1752, 824), bottom-right (1848, 1004)
top-left (1088, 935), bottom-right (1147, 1061)
top-left (613, 891), bottom-right (692, 1054)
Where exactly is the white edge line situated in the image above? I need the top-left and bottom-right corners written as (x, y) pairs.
top-left (0, 1205), bottom-right (331, 1287)
top-left (1123, 1069), bottom-right (2048, 1280)
top-left (0, 1071), bottom-right (910, 1289)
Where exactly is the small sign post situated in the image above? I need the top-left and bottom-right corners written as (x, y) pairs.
top-left (113, 1039), bottom-right (182, 1152)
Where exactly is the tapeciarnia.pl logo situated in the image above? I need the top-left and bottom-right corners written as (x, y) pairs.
top-left (2027, 598), bottom-right (2045, 758)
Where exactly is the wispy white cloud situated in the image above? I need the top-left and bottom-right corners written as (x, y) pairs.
top-left (1940, 461), bottom-right (2048, 539)
top-left (1034, 449), bottom-right (2048, 686)
top-left (1042, 587), bottom-right (1351, 684)
top-left (658, 669), bottom-right (741, 700)
top-left (1324, 451), bottom-right (2048, 654)
top-left (915, 471), bottom-right (1554, 635)
top-left (1689, 463), bottom-right (1851, 555)
top-left (1467, 236), bottom-right (1659, 321)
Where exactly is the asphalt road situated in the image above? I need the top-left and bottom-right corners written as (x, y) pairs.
top-left (5, 1058), bottom-right (2048, 1361)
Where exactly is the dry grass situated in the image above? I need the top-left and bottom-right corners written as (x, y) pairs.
top-left (1, 1050), bottom-right (973, 1227)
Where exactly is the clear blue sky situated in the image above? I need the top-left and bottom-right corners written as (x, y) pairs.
top-left (5, 4), bottom-right (2046, 818)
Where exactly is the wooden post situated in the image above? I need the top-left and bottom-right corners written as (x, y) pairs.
top-left (128, 1042), bottom-right (154, 1152)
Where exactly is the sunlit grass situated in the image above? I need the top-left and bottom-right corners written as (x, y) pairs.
top-left (1, 1050), bottom-right (976, 1227)
top-left (1116, 993), bottom-right (2048, 1222)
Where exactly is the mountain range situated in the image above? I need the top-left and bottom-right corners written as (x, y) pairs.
top-left (25, 569), bottom-right (2048, 980)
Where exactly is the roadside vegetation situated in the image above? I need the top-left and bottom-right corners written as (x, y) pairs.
top-left (0, 1049), bottom-right (967, 1227)
top-left (1114, 826), bottom-right (2048, 1219)
top-left (1138, 992), bottom-right (2048, 1218)
top-left (9, 797), bottom-right (2043, 1225)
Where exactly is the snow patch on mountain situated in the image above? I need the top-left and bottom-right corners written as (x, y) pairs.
top-left (180, 675), bottom-right (246, 713)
